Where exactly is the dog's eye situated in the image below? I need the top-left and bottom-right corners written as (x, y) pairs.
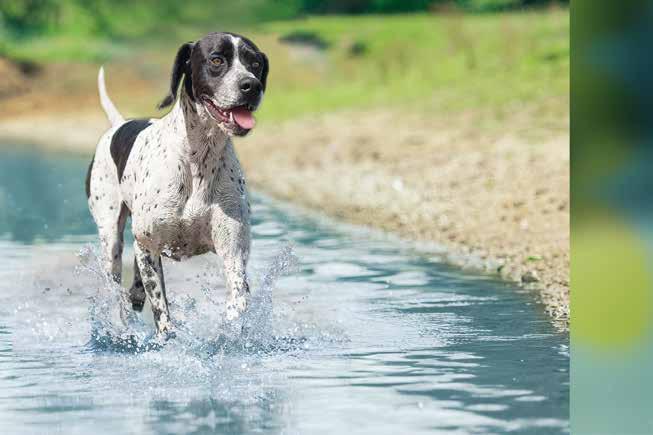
top-left (252, 61), bottom-right (260, 69)
top-left (210, 57), bottom-right (223, 66)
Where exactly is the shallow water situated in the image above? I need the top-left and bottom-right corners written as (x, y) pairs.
top-left (0, 147), bottom-right (569, 434)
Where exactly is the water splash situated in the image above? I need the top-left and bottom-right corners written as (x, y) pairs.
top-left (78, 245), bottom-right (157, 353)
top-left (78, 243), bottom-right (303, 357)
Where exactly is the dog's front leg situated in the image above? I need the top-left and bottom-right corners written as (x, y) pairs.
top-left (212, 216), bottom-right (250, 321)
top-left (133, 241), bottom-right (173, 336)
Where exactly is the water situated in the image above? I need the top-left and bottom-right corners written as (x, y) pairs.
top-left (0, 147), bottom-right (569, 434)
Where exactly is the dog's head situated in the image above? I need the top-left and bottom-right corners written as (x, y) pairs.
top-left (158, 32), bottom-right (269, 136)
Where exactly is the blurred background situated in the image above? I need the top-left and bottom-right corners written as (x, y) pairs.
top-left (573, 0), bottom-right (653, 433)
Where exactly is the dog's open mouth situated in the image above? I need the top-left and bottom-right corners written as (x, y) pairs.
top-left (201, 96), bottom-right (256, 131)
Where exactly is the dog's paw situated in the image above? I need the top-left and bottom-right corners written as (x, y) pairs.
top-left (154, 328), bottom-right (176, 344)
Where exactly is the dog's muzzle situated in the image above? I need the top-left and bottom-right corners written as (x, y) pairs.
top-left (200, 77), bottom-right (263, 135)
top-left (201, 96), bottom-right (257, 134)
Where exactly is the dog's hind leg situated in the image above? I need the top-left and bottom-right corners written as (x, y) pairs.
top-left (128, 257), bottom-right (146, 312)
top-left (87, 140), bottom-right (128, 285)
top-left (91, 200), bottom-right (128, 285)
top-left (92, 203), bottom-right (128, 286)
top-left (106, 204), bottom-right (128, 283)
top-left (87, 142), bottom-right (138, 325)
top-left (133, 242), bottom-right (173, 336)
top-left (97, 203), bottom-right (135, 325)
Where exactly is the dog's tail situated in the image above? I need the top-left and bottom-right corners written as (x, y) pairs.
top-left (98, 66), bottom-right (124, 127)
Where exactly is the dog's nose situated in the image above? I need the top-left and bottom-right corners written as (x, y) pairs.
top-left (239, 78), bottom-right (261, 95)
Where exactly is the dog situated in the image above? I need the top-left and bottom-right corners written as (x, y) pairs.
top-left (85, 32), bottom-right (269, 337)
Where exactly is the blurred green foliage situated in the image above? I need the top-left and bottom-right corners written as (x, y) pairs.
top-left (572, 1), bottom-right (653, 432)
top-left (571, 1), bottom-right (642, 224)
top-left (0, 0), bottom-right (567, 40)
top-left (0, 0), bottom-right (291, 38)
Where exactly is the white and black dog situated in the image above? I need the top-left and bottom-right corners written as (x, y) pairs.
top-left (85, 32), bottom-right (269, 337)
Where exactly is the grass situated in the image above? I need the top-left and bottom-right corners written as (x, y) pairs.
top-left (252, 10), bottom-right (568, 121)
top-left (2, 9), bottom-right (568, 123)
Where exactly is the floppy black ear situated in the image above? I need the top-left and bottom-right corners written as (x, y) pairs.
top-left (158, 42), bottom-right (195, 109)
top-left (260, 52), bottom-right (269, 91)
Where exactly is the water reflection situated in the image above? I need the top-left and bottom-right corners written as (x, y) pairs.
top-left (146, 392), bottom-right (285, 435)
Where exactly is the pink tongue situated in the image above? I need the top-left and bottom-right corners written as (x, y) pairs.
top-left (232, 106), bottom-right (255, 129)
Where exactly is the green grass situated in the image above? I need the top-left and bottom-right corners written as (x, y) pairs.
top-left (2, 9), bottom-right (568, 122)
top-left (250, 10), bottom-right (568, 121)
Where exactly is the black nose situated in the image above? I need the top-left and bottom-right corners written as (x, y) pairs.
top-left (239, 78), bottom-right (261, 95)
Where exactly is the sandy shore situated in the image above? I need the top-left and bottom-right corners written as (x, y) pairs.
top-left (239, 109), bottom-right (570, 330)
top-left (0, 104), bottom-right (569, 330)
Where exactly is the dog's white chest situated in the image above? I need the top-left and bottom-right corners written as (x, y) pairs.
top-left (160, 195), bottom-right (214, 258)
top-left (128, 174), bottom-right (214, 258)
top-left (122, 133), bottom-right (249, 260)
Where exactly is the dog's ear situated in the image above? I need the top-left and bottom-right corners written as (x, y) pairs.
top-left (158, 42), bottom-right (195, 109)
top-left (260, 52), bottom-right (269, 91)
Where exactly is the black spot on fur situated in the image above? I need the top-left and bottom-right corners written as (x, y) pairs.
top-left (85, 153), bottom-right (95, 198)
top-left (110, 119), bottom-right (151, 180)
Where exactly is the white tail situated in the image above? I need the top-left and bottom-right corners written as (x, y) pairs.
top-left (98, 67), bottom-right (124, 127)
